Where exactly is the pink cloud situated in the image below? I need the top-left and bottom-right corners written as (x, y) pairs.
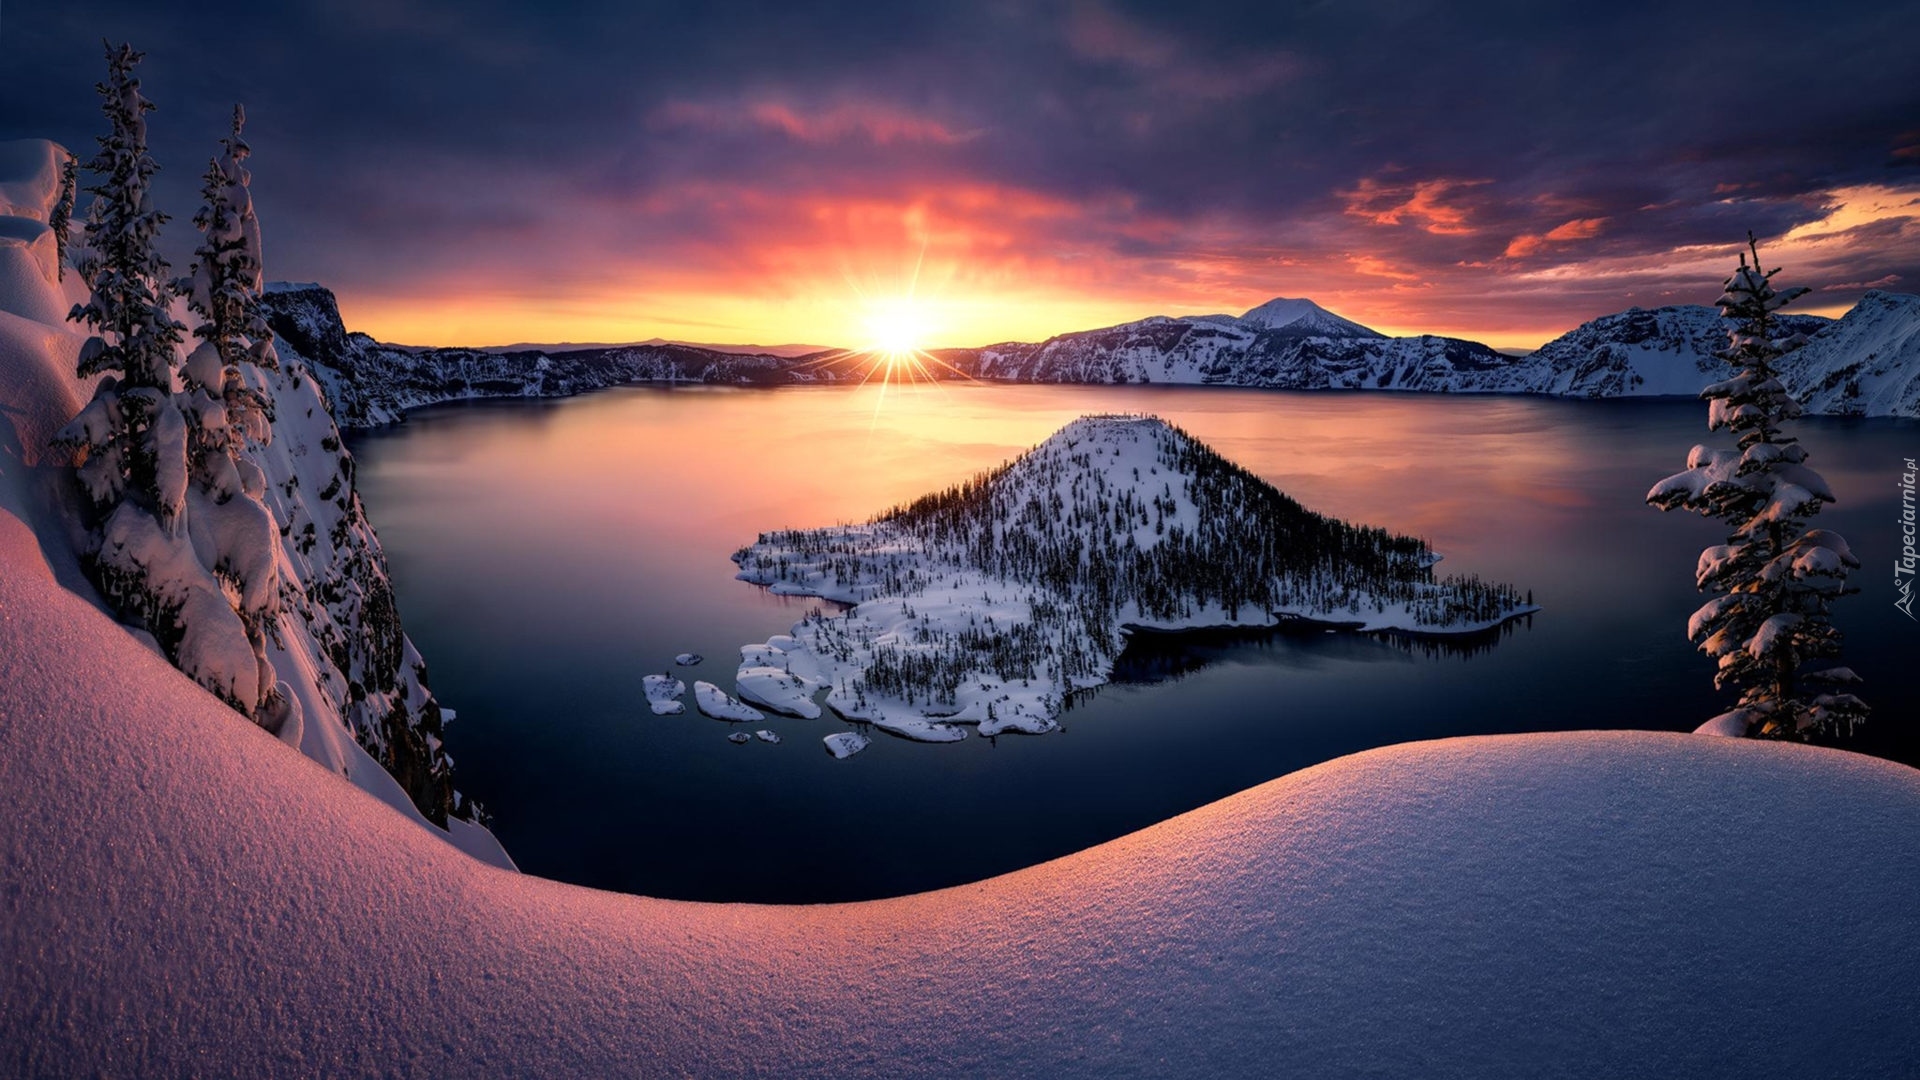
top-left (1340, 176), bottom-right (1491, 236)
top-left (1504, 216), bottom-right (1608, 258)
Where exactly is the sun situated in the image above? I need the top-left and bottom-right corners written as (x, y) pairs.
top-left (862, 299), bottom-right (933, 357)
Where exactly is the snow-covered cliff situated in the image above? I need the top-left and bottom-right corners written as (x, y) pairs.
top-left (261, 284), bottom-right (844, 427)
top-left (0, 138), bottom-right (506, 866)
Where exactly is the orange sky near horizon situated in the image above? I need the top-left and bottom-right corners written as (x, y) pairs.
top-left (333, 181), bottom-right (1920, 354)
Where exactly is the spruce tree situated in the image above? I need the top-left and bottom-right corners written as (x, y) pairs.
top-left (180, 104), bottom-right (280, 492)
top-left (61, 42), bottom-right (187, 522)
top-left (51, 152), bottom-right (77, 280)
top-left (55, 44), bottom-right (281, 720)
top-left (1647, 236), bottom-right (1868, 738)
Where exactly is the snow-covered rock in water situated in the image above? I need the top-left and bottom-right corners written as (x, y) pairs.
top-left (674, 652), bottom-right (702, 666)
top-left (643, 673), bottom-right (685, 715)
top-left (727, 731), bottom-right (752, 745)
top-left (734, 640), bottom-right (826, 718)
top-left (734, 415), bottom-right (1535, 741)
top-left (754, 730), bottom-right (781, 744)
top-left (694, 680), bottom-right (764, 722)
top-left (823, 731), bottom-right (871, 759)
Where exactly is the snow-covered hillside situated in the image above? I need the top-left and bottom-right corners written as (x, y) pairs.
top-left (3, 530), bottom-right (1917, 1075)
top-left (961, 305), bottom-right (1515, 390)
top-left (1498, 305), bottom-right (1832, 398)
top-left (732, 415), bottom-right (1533, 744)
top-left (1777, 291), bottom-right (1920, 417)
top-left (0, 138), bottom-right (505, 866)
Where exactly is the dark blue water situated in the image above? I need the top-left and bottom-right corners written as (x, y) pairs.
top-left (347, 384), bottom-right (1920, 902)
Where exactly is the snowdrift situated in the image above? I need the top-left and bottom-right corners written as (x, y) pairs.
top-left (4, 513), bottom-right (1919, 1075)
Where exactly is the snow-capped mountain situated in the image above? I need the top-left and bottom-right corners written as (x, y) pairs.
top-left (1235, 296), bottom-right (1384, 337)
top-left (732, 414), bottom-right (1533, 743)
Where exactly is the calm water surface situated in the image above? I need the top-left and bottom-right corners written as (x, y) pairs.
top-left (348, 384), bottom-right (1920, 902)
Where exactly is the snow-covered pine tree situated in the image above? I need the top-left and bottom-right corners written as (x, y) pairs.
top-left (1646, 235), bottom-right (1868, 739)
top-left (180, 105), bottom-right (278, 473)
top-left (51, 150), bottom-right (77, 279)
top-left (55, 44), bottom-right (281, 722)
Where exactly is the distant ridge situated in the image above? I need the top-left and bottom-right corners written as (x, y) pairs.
top-left (259, 284), bottom-right (1920, 422)
top-left (472, 338), bottom-right (833, 358)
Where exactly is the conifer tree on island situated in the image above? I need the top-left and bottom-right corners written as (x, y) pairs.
top-left (1647, 236), bottom-right (1868, 739)
top-left (54, 43), bottom-right (286, 724)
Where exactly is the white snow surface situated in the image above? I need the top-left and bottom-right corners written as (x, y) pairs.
top-left (734, 640), bottom-right (827, 718)
top-left (822, 731), bottom-right (872, 759)
top-left (2, 530), bottom-right (1918, 1074)
top-left (694, 679), bottom-right (764, 722)
top-left (642, 673), bottom-right (685, 715)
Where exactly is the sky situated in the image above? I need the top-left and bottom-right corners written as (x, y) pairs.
top-left (3, 0), bottom-right (1918, 351)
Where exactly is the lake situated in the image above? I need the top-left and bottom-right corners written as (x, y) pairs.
top-left (347, 383), bottom-right (1920, 902)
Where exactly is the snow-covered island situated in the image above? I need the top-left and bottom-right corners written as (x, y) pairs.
top-left (733, 415), bottom-right (1535, 742)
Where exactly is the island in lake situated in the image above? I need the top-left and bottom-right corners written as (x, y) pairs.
top-left (728, 414), bottom-right (1536, 748)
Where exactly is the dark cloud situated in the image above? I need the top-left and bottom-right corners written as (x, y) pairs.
top-left (4, 0), bottom-right (1916, 345)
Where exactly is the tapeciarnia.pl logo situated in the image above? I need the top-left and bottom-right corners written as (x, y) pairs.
top-left (1899, 457), bottom-right (1917, 620)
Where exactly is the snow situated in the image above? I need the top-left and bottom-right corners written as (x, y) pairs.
top-left (734, 640), bottom-right (826, 717)
top-left (822, 731), bottom-right (871, 759)
top-left (727, 731), bottom-right (752, 744)
top-left (3, 512), bottom-right (1919, 1075)
top-left (754, 729), bottom-right (781, 744)
top-left (7, 123), bottom-right (1919, 1077)
top-left (0, 132), bottom-right (497, 855)
top-left (694, 680), bottom-right (764, 722)
top-left (674, 652), bottom-right (702, 666)
top-left (642, 673), bottom-right (685, 715)
top-left (1236, 296), bottom-right (1384, 338)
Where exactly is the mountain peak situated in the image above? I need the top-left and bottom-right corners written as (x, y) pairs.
top-left (1236, 297), bottom-right (1383, 338)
